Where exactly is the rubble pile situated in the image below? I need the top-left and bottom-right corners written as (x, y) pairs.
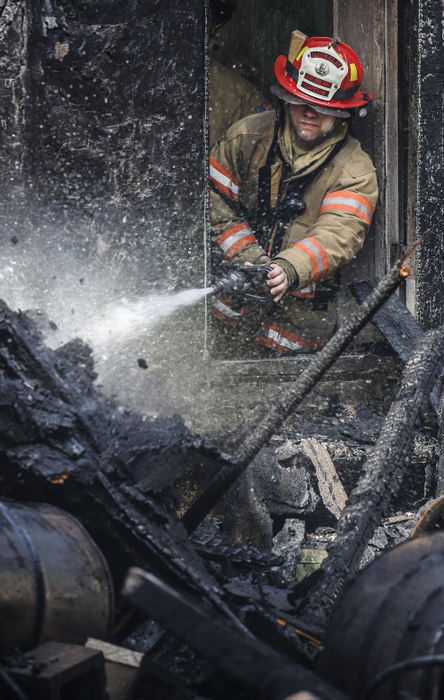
top-left (0, 290), bottom-right (442, 699)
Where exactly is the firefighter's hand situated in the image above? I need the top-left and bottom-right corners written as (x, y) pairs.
top-left (266, 263), bottom-right (288, 302)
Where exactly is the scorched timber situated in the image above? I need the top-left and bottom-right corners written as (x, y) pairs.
top-left (0, 300), bottom-right (247, 631)
top-left (296, 324), bottom-right (444, 629)
top-left (350, 278), bottom-right (442, 411)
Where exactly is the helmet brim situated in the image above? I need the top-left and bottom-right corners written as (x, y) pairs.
top-left (270, 84), bottom-right (351, 118)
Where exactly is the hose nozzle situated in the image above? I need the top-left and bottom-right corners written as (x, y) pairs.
top-left (211, 264), bottom-right (272, 296)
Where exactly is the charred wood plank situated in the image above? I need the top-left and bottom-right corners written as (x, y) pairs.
top-left (351, 279), bottom-right (444, 498)
top-left (182, 262), bottom-right (409, 533)
top-left (301, 438), bottom-right (347, 520)
top-left (294, 325), bottom-right (444, 629)
top-left (350, 279), bottom-right (423, 361)
top-left (435, 383), bottom-right (444, 496)
top-left (350, 279), bottom-right (442, 411)
top-left (123, 567), bottom-right (349, 700)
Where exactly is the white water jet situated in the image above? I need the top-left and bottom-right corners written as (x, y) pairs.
top-left (64, 287), bottom-right (213, 352)
top-left (0, 235), bottom-right (211, 419)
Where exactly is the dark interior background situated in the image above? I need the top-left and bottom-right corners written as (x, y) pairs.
top-left (213, 0), bottom-right (333, 103)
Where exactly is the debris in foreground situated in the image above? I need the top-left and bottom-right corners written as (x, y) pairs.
top-left (0, 263), bottom-right (441, 698)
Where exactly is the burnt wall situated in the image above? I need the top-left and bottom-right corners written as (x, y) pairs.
top-left (1, 0), bottom-right (207, 287)
top-left (410, 0), bottom-right (444, 328)
top-left (0, 2), bottom-right (27, 239)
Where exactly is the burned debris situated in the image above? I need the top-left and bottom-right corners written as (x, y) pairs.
top-left (0, 299), bottom-right (251, 633)
top-left (291, 324), bottom-right (444, 628)
top-left (0, 249), bottom-right (442, 699)
top-left (181, 259), bottom-right (412, 534)
top-left (0, 0), bottom-right (442, 698)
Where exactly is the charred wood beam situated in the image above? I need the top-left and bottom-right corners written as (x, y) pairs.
top-left (182, 262), bottom-right (409, 533)
top-left (293, 325), bottom-right (444, 629)
top-left (350, 279), bottom-right (423, 361)
top-left (86, 472), bottom-right (253, 636)
top-left (413, 0), bottom-right (444, 329)
top-left (350, 278), bottom-right (442, 411)
top-left (435, 384), bottom-right (444, 496)
top-left (351, 279), bottom-right (444, 499)
top-left (123, 567), bottom-right (349, 700)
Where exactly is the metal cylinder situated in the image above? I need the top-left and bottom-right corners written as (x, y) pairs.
top-left (0, 500), bottom-right (114, 653)
top-left (318, 532), bottom-right (444, 699)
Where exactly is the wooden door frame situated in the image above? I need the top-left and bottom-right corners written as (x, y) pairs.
top-left (335, 0), bottom-right (444, 327)
top-left (333, 0), bottom-right (400, 282)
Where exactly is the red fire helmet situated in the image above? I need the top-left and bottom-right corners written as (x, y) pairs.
top-left (274, 36), bottom-right (372, 112)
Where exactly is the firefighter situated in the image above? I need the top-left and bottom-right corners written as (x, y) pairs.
top-left (210, 32), bottom-right (378, 356)
top-left (209, 0), bottom-right (271, 146)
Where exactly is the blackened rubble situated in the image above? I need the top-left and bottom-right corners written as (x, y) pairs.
top-left (0, 299), bottom-right (251, 633)
top-left (0, 265), bottom-right (442, 699)
top-left (291, 326), bottom-right (444, 628)
top-left (0, 297), bottom-right (342, 697)
top-left (180, 261), bottom-right (413, 538)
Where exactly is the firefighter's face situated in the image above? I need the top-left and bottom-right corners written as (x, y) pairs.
top-left (289, 103), bottom-right (337, 143)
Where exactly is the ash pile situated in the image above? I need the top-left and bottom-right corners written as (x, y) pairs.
top-left (0, 265), bottom-right (443, 700)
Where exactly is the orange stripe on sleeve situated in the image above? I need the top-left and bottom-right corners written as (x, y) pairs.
top-left (305, 237), bottom-right (329, 281)
top-left (320, 190), bottom-right (374, 225)
top-left (292, 241), bottom-right (320, 280)
top-left (209, 156), bottom-right (242, 200)
top-left (209, 156), bottom-right (242, 188)
top-left (215, 223), bottom-right (257, 261)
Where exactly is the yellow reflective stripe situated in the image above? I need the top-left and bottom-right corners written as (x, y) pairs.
top-left (349, 63), bottom-right (358, 82)
top-left (296, 45), bottom-right (309, 62)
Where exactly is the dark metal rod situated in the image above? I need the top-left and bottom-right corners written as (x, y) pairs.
top-left (182, 261), bottom-right (409, 533)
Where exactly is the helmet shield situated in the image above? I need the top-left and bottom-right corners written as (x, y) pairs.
top-left (274, 35), bottom-right (372, 111)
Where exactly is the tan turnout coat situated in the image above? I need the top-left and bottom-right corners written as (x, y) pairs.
top-left (210, 110), bottom-right (378, 299)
